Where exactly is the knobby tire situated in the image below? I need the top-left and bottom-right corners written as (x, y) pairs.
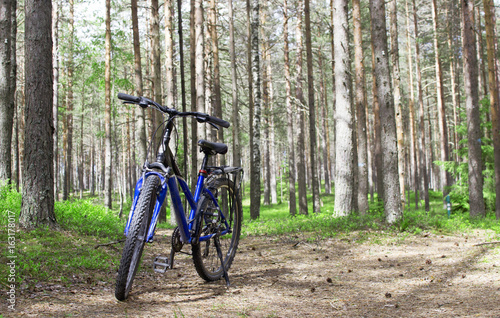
top-left (115, 175), bottom-right (160, 301)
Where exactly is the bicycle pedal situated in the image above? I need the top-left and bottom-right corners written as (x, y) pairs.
top-left (153, 256), bottom-right (170, 273)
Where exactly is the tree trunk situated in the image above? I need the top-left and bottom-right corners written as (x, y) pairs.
top-left (371, 37), bottom-right (383, 202)
top-left (412, 0), bottom-right (429, 211)
top-left (431, 0), bottom-right (451, 198)
top-left (131, 0), bottom-right (147, 165)
top-left (370, 0), bottom-right (402, 224)
top-left (65, 0), bottom-right (75, 199)
top-left (250, 0), bottom-right (261, 219)
top-left (405, 0), bottom-right (419, 209)
top-left (318, 48), bottom-right (331, 195)
top-left (190, 0), bottom-right (198, 190)
top-left (284, 0), bottom-right (296, 216)
top-left (177, 0), bottom-right (188, 178)
top-left (304, 0), bottom-right (320, 213)
top-left (0, 0), bottom-right (13, 184)
top-left (483, 0), bottom-right (500, 219)
top-left (20, 0), bottom-right (56, 229)
top-left (389, 0), bottom-right (406, 210)
top-left (296, 0), bottom-right (308, 215)
top-left (353, 0), bottom-right (368, 214)
top-left (447, 3), bottom-right (460, 162)
top-left (229, 0), bottom-right (240, 169)
top-left (462, 0), bottom-right (485, 217)
top-left (333, 0), bottom-right (354, 216)
top-left (104, 0), bottom-right (113, 209)
top-left (52, 0), bottom-right (59, 199)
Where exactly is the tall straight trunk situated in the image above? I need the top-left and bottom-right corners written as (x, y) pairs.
top-left (165, 0), bottom-right (174, 111)
top-left (250, 0), bottom-right (261, 219)
top-left (330, 0), bottom-right (336, 187)
top-left (131, 0), bottom-right (147, 164)
top-left (229, 0), bottom-right (240, 168)
top-left (79, 105), bottom-right (84, 198)
top-left (209, 0), bottom-right (223, 152)
top-left (483, 0), bottom-right (500, 219)
top-left (413, 0), bottom-right (429, 211)
top-left (177, 0), bottom-right (188, 177)
top-left (353, 0), bottom-right (368, 214)
top-left (260, 3), bottom-right (270, 206)
top-left (462, 0), bottom-right (485, 217)
top-left (447, 3), bottom-right (459, 162)
top-left (195, 0), bottom-right (205, 129)
top-left (304, 0), bottom-right (320, 213)
top-left (476, 6), bottom-right (488, 99)
top-left (52, 0), bottom-right (59, 199)
top-left (389, 0), bottom-right (405, 209)
top-left (0, 0), bottom-right (12, 184)
top-left (431, 0), bottom-right (451, 197)
top-left (405, 0), bottom-right (419, 209)
top-left (370, 0), bottom-right (402, 224)
top-left (284, 0), bottom-right (297, 216)
top-left (10, 0), bottom-right (16, 187)
top-left (65, 0), bottom-right (75, 199)
top-left (190, 0), bottom-right (198, 189)
top-left (20, 0), bottom-right (55, 229)
top-left (104, 0), bottom-right (113, 209)
top-left (318, 49), bottom-right (331, 195)
top-left (151, 0), bottom-right (163, 144)
top-left (296, 0), bottom-right (308, 215)
top-left (371, 38), bottom-right (383, 201)
top-left (333, 0), bottom-right (354, 216)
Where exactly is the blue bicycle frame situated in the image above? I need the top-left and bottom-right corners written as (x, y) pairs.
top-left (124, 170), bottom-right (230, 245)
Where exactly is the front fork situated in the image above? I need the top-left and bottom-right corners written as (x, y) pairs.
top-left (124, 171), bottom-right (168, 242)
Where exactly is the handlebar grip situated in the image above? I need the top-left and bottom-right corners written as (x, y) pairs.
top-left (207, 115), bottom-right (230, 128)
top-left (117, 92), bottom-right (141, 103)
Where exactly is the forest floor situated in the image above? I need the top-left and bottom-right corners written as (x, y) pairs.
top-left (3, 229), bottom-right (500, 317)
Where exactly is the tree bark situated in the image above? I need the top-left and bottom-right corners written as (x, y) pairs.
top-left (131, 0), bottom-right (147, 165)
top-left (250, 0), bottom-right (261, 219)
top-left (0, 0), bottom-right (13, 184)
top-left (284, 0), bottom-right (296, 216)
top-left (431, 0), bottom-right (452, 198)
top-left (190, 0), bottom-right (198, 189)
top-left (52, 0), bottom-right (59, 199)
top-left (353, 0), bottom-right (368, 214)
top-left (304, 0), bottom-right (320, 213)
top-left (462, 0), bottom-right (485, 217)
top-left (295, 0), bottom-right (308, 215)
top-left (405, 0), bottom-right (419, 209)
top-left (20, 0), bottom-right (56, 229)
top-left (229, 0), bottom-right (240, 169)
top-left (483, 0), bottom-right (500, 219)
top-left (333, 0), bottom-right (354, 216)
top-left (412, 0), bottom-right (429, 211)
top-left (370, 0), bottom-right (402, 224)
top-left (389, 0), bottom-right (406, 210)
top-left (177, 0), bottom-right (188, 178)
top-left (104, 0), bottom-right (113, 209)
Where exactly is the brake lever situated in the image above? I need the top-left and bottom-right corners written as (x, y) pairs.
top-left (208, 122), bottom-right (219, 130)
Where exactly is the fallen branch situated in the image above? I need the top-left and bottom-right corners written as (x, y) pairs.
top-left (94, 239), bottom-right (125, 249)
top-left (474, 241), bottom-right (500, 246)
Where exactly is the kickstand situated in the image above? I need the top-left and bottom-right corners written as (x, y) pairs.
top-left (213, 234), bottom-right (230, 286)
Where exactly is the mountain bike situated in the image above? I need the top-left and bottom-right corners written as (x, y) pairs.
top-left (114, 92), bottom-right (243, 301)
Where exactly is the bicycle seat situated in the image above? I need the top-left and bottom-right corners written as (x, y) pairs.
top-left (198, 139), bottom-right (228, 155)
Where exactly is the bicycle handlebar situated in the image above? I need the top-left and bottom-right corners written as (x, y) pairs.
top-left (118, 92), bottom-right (230, 128)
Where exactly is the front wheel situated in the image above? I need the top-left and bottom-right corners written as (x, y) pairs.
top-left (115, 175), bottom-right (160, 301)
top-left (192, 178), bottom-right (242, 281)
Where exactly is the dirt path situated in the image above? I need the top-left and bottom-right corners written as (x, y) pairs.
top-left (4, 230), bottom-right (500, 317)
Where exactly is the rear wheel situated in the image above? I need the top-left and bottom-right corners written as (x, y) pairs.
top-left (192, 178), bottom-right (242, 281)
top-left (115, 175), bottom-right (160, 301)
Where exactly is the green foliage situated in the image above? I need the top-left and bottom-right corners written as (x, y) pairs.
top-left (55, 200), bottom-right (124, 239)
top-left (438, 98), bottom-right (498, 215)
